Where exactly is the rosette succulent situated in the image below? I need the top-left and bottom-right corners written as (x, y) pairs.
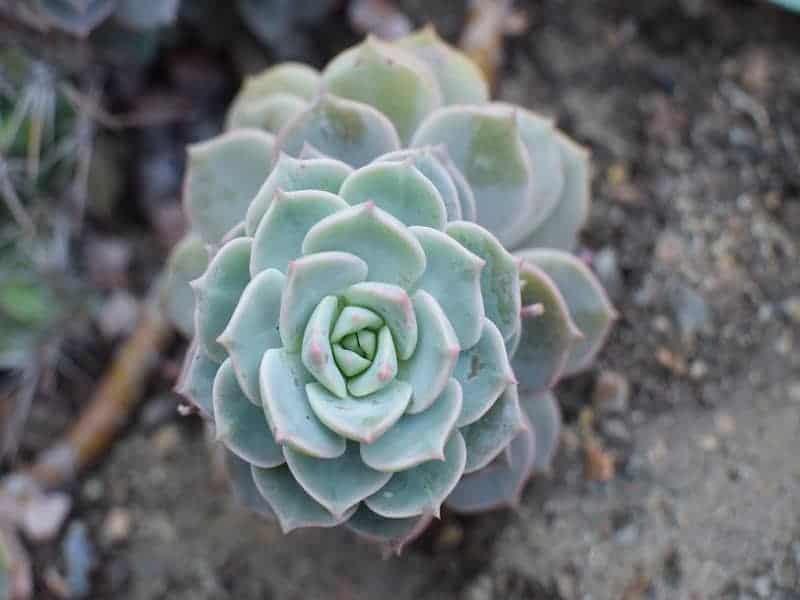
top-left (163, 27), bottom-right (616, 552)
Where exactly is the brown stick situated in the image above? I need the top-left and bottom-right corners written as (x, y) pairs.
top-left (25, 299), bottom-right (173, 490)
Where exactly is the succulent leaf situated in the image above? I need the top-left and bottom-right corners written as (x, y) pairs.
top-left (376, 148), bottom-right (463, 221)
top-left (515, 134), bottom-right (590, 251)
top-left (214, 359), bottom-right (285, 468)
top-left (509, 106), bottom-right (565, 229)
top-left (453, 318), bottom-right (514, 427)
top-left (445, 412), bottom-right (535, 513)
top-left (413, 106), bottom-right (534, 248)
top-left (225, 451), bottom-right (276, 519)
top-left (341, 282), bottom-right (417, 360)
top-left (260, 349), bottom-right (346, 458)
top-left (346, 326), bottom-right (398, 397)
top-left (306, 380), bottom-right (412, 444)
top-left (252, 464), bottom-right (355, 532)
top-left (361, 378), bottom-right (462, 472)
top-left (284, 443), bottom-right (392, 518)
top-left (279, 251), bottom-right (368, 352)
top-left (339, 161), bottom-right (447, 229)
top-left (322, 36), bottom-right (442, 145)
top-left (520, 390), bottom-right (562, 472)
top-left (460, 384), bottom-right (524, 473)
top-left (194, 238), bottom-right (253, 362)
top-left (219, 268), bottom-right (285, 403)
top-left (277, 94), bottom-right (402, 168)
top-left (410, 226), bottom-right (485, 349)
top-left (365, 431), bottom-right (466, 519)
top-left (396, 26), bottom-right (489, 106)
top-left (161, 234), bottom-right (209, 338)
top-left (251, 189), bottom-right (349, 276)
top-left (446, 221), bottom-right (521, 341)
top-left (175, 342), bottom-right (219, 417)
top-left (517, 249), bottom-right (616, 375)
top-left (398, 290), bottom-right (460, 414)
top-left (345, 505), bottom-right (432, 556)
top-left (226, 93), bottom-right (309, 134)
top-left (245, 153), bottom-right (353, 236)
top-left (185, 130), bottom-right (275, 244)
top-left (301, 295), bottom-right (348, 398)
top-left (330, 306), bottom-right (384, 342)
top-left (302, 203), bottom-right (426, 289)
top-left (511, 261), bottom-right (578, 393)
top-left (227, 63), bottom-right (320, 130)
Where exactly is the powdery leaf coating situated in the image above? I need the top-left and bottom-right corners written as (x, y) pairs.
top-left (164, 27), bottom-right (615, 549)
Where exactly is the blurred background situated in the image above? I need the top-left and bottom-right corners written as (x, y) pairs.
top-left (0, 1), bottom-right (798, 598)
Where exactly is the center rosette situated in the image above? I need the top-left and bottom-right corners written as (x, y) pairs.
top-left (302, 295), bottom-right (407, 398)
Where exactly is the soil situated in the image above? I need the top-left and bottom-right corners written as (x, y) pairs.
top-left (4, 0), bottom-right (800, 598)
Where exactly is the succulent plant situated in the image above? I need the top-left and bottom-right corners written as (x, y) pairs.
top-left (164, 27), bottom-right (615, 552)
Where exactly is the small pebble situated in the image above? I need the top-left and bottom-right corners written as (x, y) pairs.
top-left (602, 418), bottom-right (632, 443)
top-left (781, 297), bottom-right (800, 324)
top-left (152, 425), bottom-right (181, 456)
top-left (689, 360), bottom-right (709, 380)
top-left (699, 434), bottom-right (718, 451)
top-left (82, 479), bottom-right (104, 503)
top-left (670, 284), bottom-right (711, 339)
top-left (592, 371), bottom-right (630, 413)
top-left (752, 575), bottom-right (771, 598)
top-left (789, 382), bottom-right (800, 403)
top-left (102, 508), bottom-right (132, 545)
top-left (434, 522), bottom-right (463, 550)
